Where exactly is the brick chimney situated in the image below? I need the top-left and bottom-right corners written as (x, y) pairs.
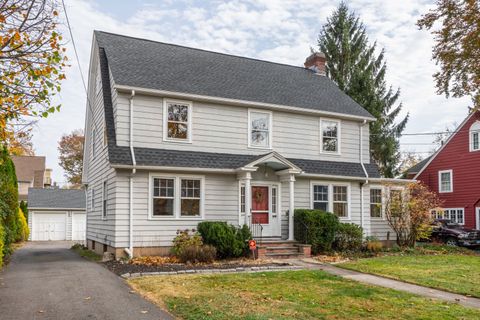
top-left (304, 52), bottom-right (326, 75)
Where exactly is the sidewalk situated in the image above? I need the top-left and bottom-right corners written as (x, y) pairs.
top-left (293, 259), bottom-right (480, 310)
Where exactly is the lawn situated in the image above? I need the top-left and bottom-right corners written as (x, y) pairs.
top-left (129, 270), bottom-right (480, 319)
top-left (339, 249), bottom-right (480, 297)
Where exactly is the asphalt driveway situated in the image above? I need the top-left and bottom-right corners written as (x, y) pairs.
top-left (0, 241), bottom-right (173, 320)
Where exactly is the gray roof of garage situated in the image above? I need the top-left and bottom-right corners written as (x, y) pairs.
top-left (27, 188), bottom-right (86, 209)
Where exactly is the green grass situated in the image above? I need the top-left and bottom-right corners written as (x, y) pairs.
top-left (129, 270), bottom-right (480, 319)
top-left (339, 249), bottom-right (480, 297)
top-left (71, 244), bottom-right (102, 262)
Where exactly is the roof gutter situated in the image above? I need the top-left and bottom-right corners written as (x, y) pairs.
top-left (126, 90), bottom-right (136, 259)
top-left (114, 85), bottom-right (376, 122)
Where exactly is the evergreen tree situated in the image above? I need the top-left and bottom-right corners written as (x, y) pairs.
top-left (318, 2), bottom-right (408, 177)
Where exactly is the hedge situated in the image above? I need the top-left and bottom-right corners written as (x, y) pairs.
top-left (197, 221), bottom-right (252, 258)
top-left (333, 223), bottom-right (363, 252)
top-left (294, 209), bottom-right (339, 254)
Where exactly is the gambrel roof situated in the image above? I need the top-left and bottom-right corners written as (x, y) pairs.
top-left (94, 31), bottom-right (374, 119)
top-left (95, 31), bottom-right (380, 179)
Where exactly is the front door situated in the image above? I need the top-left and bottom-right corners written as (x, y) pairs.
top-left (251, 185), bottom-right (279, 237)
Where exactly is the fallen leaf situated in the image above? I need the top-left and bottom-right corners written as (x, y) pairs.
top-left (84, 296), bottom-right (91, 300)
top-left (140, 310), bottom-right (148, 314)
top-left (38, 310), bottom-right (45, 313)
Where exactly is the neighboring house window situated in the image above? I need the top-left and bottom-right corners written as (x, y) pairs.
top-left (431, 209), bottom-right (444, 220)
top-left (444, 208), bottom-right (464, 224)
top-left (248, 109), bottom-right (272, 149)
top-left (313, 185), bottom-right (329, 211)
top-left (470, 121), bottom-right (480, 151)
top-left (102, 181), bottom-right (107, 219)
top-left (92, 128), bottom-right (96, 158)
top-left (150, 175), bottom-right (204, 219)
top-left (163, 99), bottom-right (192, 142)
top-left (180, 179), bottom-right (201, 217)
top-left (438, 170), bottom-right (453, 193)
top-left (240, 186), bottom-right (245, 214)
top-left (320, 119), bottom-right (340, 154)
top-left (333, 185), bottom-right (348, 217)
top-left (370, 188), bottom-right (382, 218)
top-left (152, 178), bottom-right (175, 216)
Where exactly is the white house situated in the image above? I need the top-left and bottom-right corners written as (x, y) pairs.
top-left (82, 31), bottom-right (401, 258)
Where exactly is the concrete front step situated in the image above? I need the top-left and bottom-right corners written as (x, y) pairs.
top-left (256, 240), bottom-right (311, 259)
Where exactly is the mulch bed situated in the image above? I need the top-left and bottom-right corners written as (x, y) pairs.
top-left (104, 259), bottom-right (291, 276)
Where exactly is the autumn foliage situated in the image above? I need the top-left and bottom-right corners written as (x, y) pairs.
top-left (384, 182), bottom-right (443, 247)
top-left (0, 0), bottom-right (67, 137)
top-left (417, 0), bottom-right (480, 108)
top-left (58, 129), bottom-right (84, 187)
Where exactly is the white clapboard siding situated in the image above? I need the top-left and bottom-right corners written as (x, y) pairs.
top-left (115, 93), bottom-right (370, 163)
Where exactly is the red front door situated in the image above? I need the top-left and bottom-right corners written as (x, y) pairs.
top-left (252, 186), bottom-right (269, 224)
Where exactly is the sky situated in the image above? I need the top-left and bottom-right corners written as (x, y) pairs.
top-left (33, 0), bottom-right (471, 185)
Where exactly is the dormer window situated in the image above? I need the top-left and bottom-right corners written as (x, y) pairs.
top-left (163, 99), bottom-right (192, 142)
top-left (470, 121), bottom-right (480, 152)
top-left (248, 109), bottom-right (272, 149)
top-left (320, 119), bottom-right (340, 154)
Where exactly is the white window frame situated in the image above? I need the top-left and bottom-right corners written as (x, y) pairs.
top-left (438, 169), bottom-right (453, 193)
top-left (444, 208), bottom-right (465, 225)
top-left (470, 130), bottom-right (480, 152)
top-left (312, 184), bottom-right (329, 212)
top-left (369, 187), bottom-right (383, 219)
top-left (319, 118), bottom-right (341, 155)
top-left (248, 108), bottom-right (273, 149)
top-left (102, 181), bottom-right (107, 220)
top-left (163, 98), bottom-right (193, 143)
top-left (148, 173), bottom-right (205, 220)
top-left (310, 181), bottom-right (351, 220)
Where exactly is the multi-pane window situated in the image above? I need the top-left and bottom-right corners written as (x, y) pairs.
top-left (249, 110), bottom-right (271, 148)
top-left (444, 208), bottom-right (465, 224)
top-left (313, 185), bottom-right (329, 211)
top-left (333, 186), bottom-right (348, 217)
top-left (240, 186), bottom-right (246, 214)
top-left (389, 189), bottom-right (403, 215)
top-left (272, 187), bottom-right (277, 214)
top-left (431, 209), bottom-right (444, 220)
top-left (472, 131), bottom-right (479, 151)
top-left (102, 181), bottom-right (107, 219)
top-left (180, 179), bottom-right (201, 216)
top-left (165, 101), bottom-right (190, 141)
top-left (321, 120), bottom-right (339, 153)
top-left (439, 170), bottom-right (453, 193)
top-left (152, 178), bottom-right (175, 216)
top-left (370, 188), bottom-right (382, 218)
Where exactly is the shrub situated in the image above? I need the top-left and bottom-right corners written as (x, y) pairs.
top-left (19, 201), bottom-right (28, 221)
top-left (0, 147), bottom-right (19, 258)
top-left (178, 245), bottom-right (217, 263)
top-left (0, 224), bottom-right (4, 267)
top-left (294, 209), bottom-right (339, 254)
top-left (333, 223), bottom-right (363, 252)
top-left (171, 229), bottom-right (203, 256)
top-left (197, 221), bottom-right (252, 258)
top-left (365, 236), bottom-right (383, 252)
top-left (16, 208), bottom-right (29, 242)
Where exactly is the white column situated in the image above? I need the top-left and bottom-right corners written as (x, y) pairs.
top-left (244, 172), bottom-right (252, 226)
top-left (288, 174), bottom-right (295, 240)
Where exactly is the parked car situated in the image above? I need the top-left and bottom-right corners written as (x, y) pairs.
top-left (430, 219), bottom-right (480, 247)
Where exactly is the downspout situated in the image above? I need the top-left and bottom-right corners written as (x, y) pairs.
top-left (125, 90), bottom-right (136, 259)
top-left (359, 120), bottom-right (369, 233)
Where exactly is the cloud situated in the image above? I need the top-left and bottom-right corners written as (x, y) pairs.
top-left (32, 0), bottom-right (470, 184)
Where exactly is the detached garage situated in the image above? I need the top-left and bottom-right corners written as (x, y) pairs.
top-left (27, 188), bottom-right (86, 241)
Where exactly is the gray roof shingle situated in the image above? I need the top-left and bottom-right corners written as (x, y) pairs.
top-left (28, 188), bottom-right (86, 209)
top-left (406, 156), bottom-right (431, 175)
top-left (96, 32), bottom-right (381, 180)
top-left (95, 31), bottom-right (373, 119)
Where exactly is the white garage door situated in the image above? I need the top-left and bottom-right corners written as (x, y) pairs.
top-left (72, 213), bottom-right (86, 241)
top-left (33, 212), bottom-right (67, 241)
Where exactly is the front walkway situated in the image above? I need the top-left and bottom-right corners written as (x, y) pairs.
top-left (0, 241), bottom-right (173, 320)
top-left (294, 259), bottom-right (480, 310)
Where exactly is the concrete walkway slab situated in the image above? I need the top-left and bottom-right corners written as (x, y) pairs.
top-left (0, 242), bottom-right (173, 320)
top-left (294, 258), bottom-right (480, 310)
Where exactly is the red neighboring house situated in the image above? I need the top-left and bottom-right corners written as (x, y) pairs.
top-left (410, 110), bottom-right (480, 229)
